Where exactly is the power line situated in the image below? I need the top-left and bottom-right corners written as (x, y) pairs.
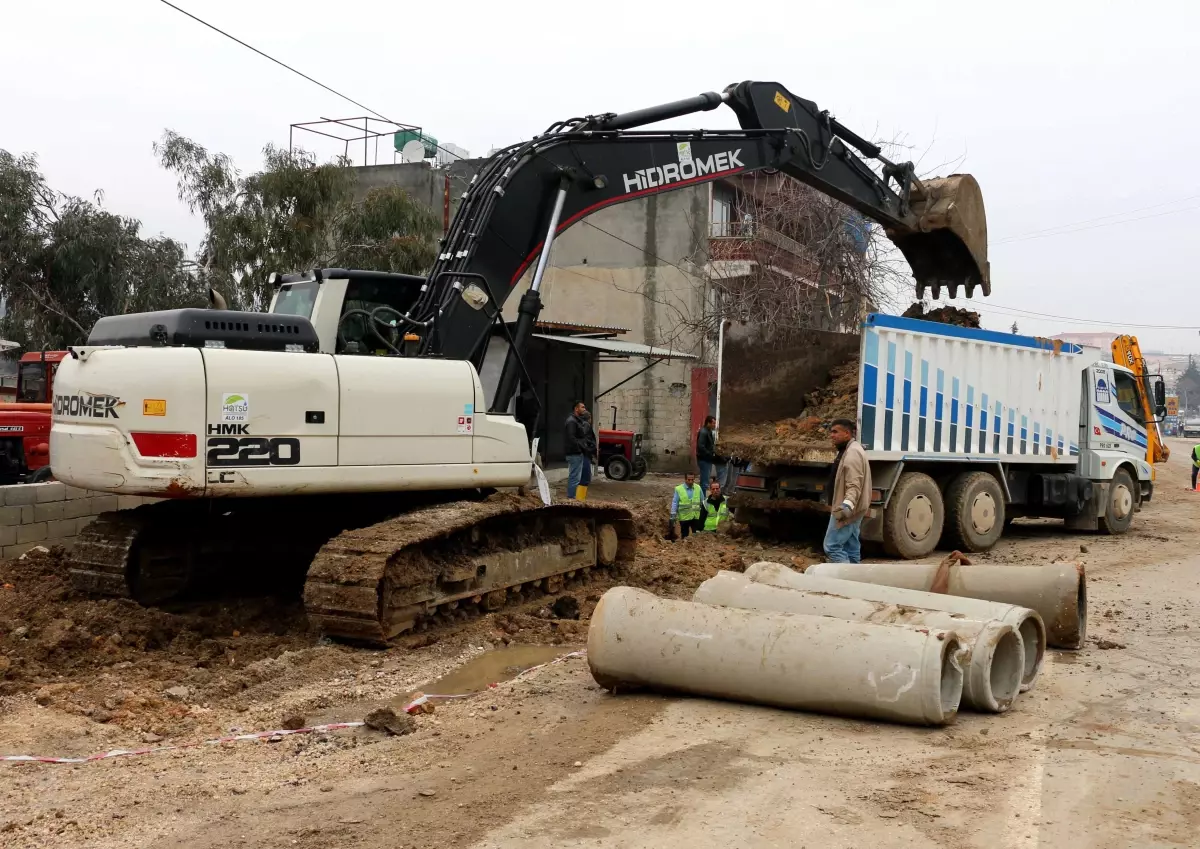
top-left (994, 204), bottom-right (1200, 246)
top-left (994, 192), bottom-right (1200, 243)
top-left (947, 299), bottom-right (1200, 331)
top-left (156, 0), bottom-right (472, 169)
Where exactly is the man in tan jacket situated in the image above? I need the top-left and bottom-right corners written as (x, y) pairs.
top-left (824, 418), bottom-right (872, 563)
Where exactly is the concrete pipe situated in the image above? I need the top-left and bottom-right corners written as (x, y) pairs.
top-left (694, 571), bottom-right (1023, 713)
top-left (804, 560), bottom-right (1087, 649)
top-left (745, 562), bottom-right (1045, 692)
top-left (588, 586), bottom-right (965, 727)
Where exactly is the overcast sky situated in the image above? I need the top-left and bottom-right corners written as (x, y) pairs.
top-left (4, 1), bottom-right (1198, 351)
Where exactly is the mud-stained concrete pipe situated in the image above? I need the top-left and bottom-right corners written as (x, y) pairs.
top-left (803, 560), bottom-right (1087, 649)
top-left (694, 571), bottom-right (1024, 713)
top-left (587, 586), bottom-right (965, 727)
top-left (745, 562), bottom-right (1046, 692)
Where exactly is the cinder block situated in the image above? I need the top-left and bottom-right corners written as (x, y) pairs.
top-left (34, 502), bottom-right (65, 523)
top-left (62, 499), bottom-right (92, 520)
top-left (16, 523), bottom-right (48, 544)
top-left (33, 482), bottom-right (66, 503)
top-left (0, 525), bottom-right (16, 547)
top-left (4, 542), bottom-right (43, 559)
top-left (3, 486), bottom-right (37, 506)
top-left (20, 506), bottom-right (33, 523)
top-left (61, 485), bottom-right (90, 501)
top-left (89, 495), bottom-right (119, 514)
top-left (46, 519), bottom-right (77, 539)
top-left (116, 495), bottom-right (144, 511)
top-left (0, 505), bottom-right (22, 526)
top-left (76, 516), bottom-right (96, 534)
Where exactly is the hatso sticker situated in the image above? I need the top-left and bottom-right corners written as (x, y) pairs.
top-left (221, 393), bottom-right (250, 422)
top-left (143, 399), bottom-right (167, 416)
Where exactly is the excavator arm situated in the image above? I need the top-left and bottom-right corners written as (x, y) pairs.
top-left (400, 81), bottom-right (989, 411)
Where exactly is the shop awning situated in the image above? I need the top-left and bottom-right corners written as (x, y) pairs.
top-left (532, 334), bottom-right (697, 360)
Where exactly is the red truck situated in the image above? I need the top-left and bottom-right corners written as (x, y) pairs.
top-left (0, 351), bottom-right (67, 484)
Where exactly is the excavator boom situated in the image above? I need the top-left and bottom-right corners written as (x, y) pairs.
top-left (413, 81), bottom-right (990, 396)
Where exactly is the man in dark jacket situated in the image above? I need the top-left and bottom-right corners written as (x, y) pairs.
top-left (696, 415), bottom-right (718, 492)
top-left (564, 401), bottom-right (592, 500)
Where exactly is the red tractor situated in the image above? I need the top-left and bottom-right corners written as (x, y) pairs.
top-left (598, 428), bottom-right (648, 481)
top-left (0, 351), bottom-right (67, 484)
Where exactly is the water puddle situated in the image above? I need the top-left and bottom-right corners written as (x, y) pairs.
top-left (404, 644), bottom-right (576, 702)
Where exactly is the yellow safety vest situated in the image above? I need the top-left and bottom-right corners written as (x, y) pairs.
top-left (703, 499), bottom-right (729, 531)
top-left (1193, 445), bottom-right (1200, 468)
top-left (675, 484), bottom-right (703, 521)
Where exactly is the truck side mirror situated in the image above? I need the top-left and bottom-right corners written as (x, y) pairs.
top-left (1153, 378), bottom-right (1167, 417)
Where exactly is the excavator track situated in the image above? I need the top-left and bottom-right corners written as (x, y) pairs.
top-left (304, 496), bottom-right (636, 644)
top-left (68, 493), bottom-right (636, 645)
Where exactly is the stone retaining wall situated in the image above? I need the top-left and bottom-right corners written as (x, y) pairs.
top-left (0, 483), bottom-right (160, 560)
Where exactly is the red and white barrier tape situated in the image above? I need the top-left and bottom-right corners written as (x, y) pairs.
top-left (3, 649), bottom-right (586, 766)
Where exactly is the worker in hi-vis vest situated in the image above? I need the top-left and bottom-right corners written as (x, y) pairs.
top-left (670, 471), bottom-right (705, 538)
top-left (1192, 443), bottom-right (1200, 490)
top-left (702, 480), bottom-right (729, 531)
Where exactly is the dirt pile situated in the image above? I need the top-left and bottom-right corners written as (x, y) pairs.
top-left (718, 305), bottom-right (983, 465)
top-left (901, 302), bottom-right (982, 328)
top-left (719, 359), bottom-right (858, 464)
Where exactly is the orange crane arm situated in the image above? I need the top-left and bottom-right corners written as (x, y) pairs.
top-left (1111, 335), bottom-right (1169, 463)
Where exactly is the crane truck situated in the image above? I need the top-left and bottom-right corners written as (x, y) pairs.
top-left (49, 81), bottom-right (990, 643)
top-left (720, 318), bottom-right (1166, 556)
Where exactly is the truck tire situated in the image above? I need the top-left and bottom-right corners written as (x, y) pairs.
top-left (882, 472), bottom-right (944, 559)
top-left (604, 455), bottom-right (632, 481)
top-left (941, 471), bottom-right (1006, 552)
top-left (1099, 468), bottom-right (1136, 535)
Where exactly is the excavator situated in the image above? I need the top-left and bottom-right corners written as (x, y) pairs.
top-left (49, 80), bottom-right (990, 643)
top-left (1111, 335), bottom-right (1170, 464)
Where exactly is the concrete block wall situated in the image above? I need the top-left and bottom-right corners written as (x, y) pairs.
top-left (0, 482), bottom-right (161, 560)
top-left (608, 372), bottom-right (695, 473)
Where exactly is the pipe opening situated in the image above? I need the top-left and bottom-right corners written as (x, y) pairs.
top-left (988, 629), bottom-right (1023, 708)
top-left (1018, 616), bottom-right (1045, 686)
top-left (939, 638), bottom-right (965, 720)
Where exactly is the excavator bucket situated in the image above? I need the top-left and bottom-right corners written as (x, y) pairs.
top-left (888, 174), bottom-right (990, 300)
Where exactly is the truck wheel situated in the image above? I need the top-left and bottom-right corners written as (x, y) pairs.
top-left (1099, 468), bottom-right (1135, 535)
top-left (630, 457), bottom-right (648, 480)
top-left (942, 471), bottom-right (1006, 552)
top-left (605, 455), bottom-right (632, 481)
top-left (882, 472), bottom-right (944, 559)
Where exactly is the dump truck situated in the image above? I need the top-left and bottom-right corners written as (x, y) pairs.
top-left (720, 315), bottom-right (1164, 557)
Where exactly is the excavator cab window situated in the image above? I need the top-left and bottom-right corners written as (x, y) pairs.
top-left (1113, 371), bottom-right (1146, 426)
top-left (337, 279), bottom-right (422, 355)
top-left (273, 281), bottom-right (321, 319)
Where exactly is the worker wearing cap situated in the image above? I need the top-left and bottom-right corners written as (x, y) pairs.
top-left (701, 480), bottom-right (729, 531)
top-left (824, 418), bottom-right (872, 563)
top-left (670, 472), bottom-right (704, 538)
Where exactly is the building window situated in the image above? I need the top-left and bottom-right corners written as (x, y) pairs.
top-left (711, 184), bottom-right (736, 237)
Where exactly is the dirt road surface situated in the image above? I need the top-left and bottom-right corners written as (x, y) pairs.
top-left (3, 445), bottom-right (1199, 848)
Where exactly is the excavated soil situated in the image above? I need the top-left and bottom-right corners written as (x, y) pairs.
top-left (719, 359), bottom-right (859, 464)
top-left (900, 302), bottom-right (982, 328)
top-left (0, 477), bottom-right (816, 749)
top-left (718, 305), bottom-right (981, 465)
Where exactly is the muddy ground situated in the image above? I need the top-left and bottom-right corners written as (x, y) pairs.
top-left (3, 449), bottom-right (1200, 848)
